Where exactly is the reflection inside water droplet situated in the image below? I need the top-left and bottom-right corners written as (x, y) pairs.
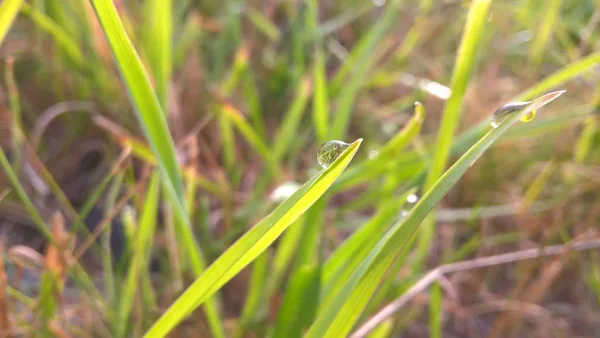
top-left (317, 140), bottom-right (350, 169)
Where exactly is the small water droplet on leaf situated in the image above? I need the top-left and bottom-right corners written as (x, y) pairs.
top-left (317, 140), bottom-right (350, 169)
top-left (491, 101), bottom-right (530, 128)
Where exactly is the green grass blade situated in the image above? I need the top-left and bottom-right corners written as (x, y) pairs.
top-left (116, 173), bottom-right (160, 338)
top-left (418, 0), bottom-right (492, 263)
top-left (366, 319), bottom-right (393, 338)
top-left (221, 103), bottom-right (280, 177)
top-left (273, 77), bottom-right (312, 161)
top-left (247, 7), bottom-right (280, 41)
top-left (0, 0), bottom-right (22, 45)
top-left (242, 67), bottom-right (267, 140)
top-left (269, 217), bottom-right (305, 293)
top-left (272, 198), bottom-right (325, 338)
top-left (89, 3), bottom-right (225, 337)
top-left (173, 13), bottom-right (201, 70)
top-left (90, 0), bottom-right (183, 201)
top-left (429, 282), bottom-right (443, 338)
top-left (529, 0), bottom-right (562, 67)
top-left (313, 48), bottom-right (329, 144)
top-left (423, 0), bottom-right (492, 190)
top-left (236, 251), bottom-right (268, 336)
top-left (305, 91), bottom-right (564, 338)
top-left (219, 47), bottom-right (248, 174)
top-left (21, 3), bottom-right (85, 68)
top-left (144, 138), bottom-right (362, 338)
top-left (272, 264), bottom-right (321, 338)
top-left (329, 0), bottom-right (401, 94)
top-left (516, 51), bottom-right (600, 101)
top-left (322, 189), bottom-right (414, 290)
top-left (333, 102), bottom-right (425, 191)
top-left (142, 0), bottom-right (172, 109)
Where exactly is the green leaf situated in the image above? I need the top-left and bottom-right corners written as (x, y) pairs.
top-left (305, 91), bottom-right (565, 338)
top-left (0, 0), bottom-right (22, 46)
top-left (144, 138), bottom-right (363, 337)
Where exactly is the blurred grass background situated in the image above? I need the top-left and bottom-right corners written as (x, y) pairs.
top-left (0, 0), bottom-right (599, 337)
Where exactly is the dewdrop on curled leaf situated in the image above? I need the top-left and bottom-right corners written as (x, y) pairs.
top-left (491, 101), bottom-right (532, 128)
top-left (490, 90), bottom-right (566, 129)
top-left (317, 140), bottom-right (350, 169)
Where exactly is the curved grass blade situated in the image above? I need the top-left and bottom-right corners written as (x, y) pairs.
top-left (144, 138), bottom-right (362, 337)
top-left (305, 91), bottom-right (564, 338)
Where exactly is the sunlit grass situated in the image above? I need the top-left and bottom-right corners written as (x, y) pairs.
top-left (0, 0), bottom-right (599, 337)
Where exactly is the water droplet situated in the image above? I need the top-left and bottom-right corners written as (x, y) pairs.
top-left (520, 109), bottom-right (537, 123)
top-left (490, 101), bottom-right (530, 128)
top-left (400, 210), bottom-right (409, 218)
top-left (407, 194), bottom-right (419, 203)
top-left (373, 0), bottom-right (386, 6)
top-left (317, 140), bottom-right (350, 169)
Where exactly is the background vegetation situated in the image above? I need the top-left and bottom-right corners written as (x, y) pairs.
top-left (0, 0), bottom-right (599, 337)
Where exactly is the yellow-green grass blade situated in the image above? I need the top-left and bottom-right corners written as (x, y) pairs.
top-left (273, 77), bottom-right (312, 161)
top-left (312, 47), bottom-right (329, 144)
top-left (429, 282), bottom-right (443, 338)
top-left (333, 102), bottom-right (425, 192)
top-left (319, 190), bottom-right (414, 313)
top-left (236, 251), bottom-right (269, 337)
top-left (269, 217), bottom-right (305, 294)
top-left (116, 173), bottom-right (160, 338)
top-left (329, 0), bottom-right (401, 94)
top-left (321, 189), bottom-right (415, 291)
top-left (423, 0), bottom-right (492, 195)
top-left (142, 0), bottom-right (172, 109)
top-left (247, 7), bottom-right (280, 42)
top-left (0, 0), bottom-right (22, 45)
top-left (90, 0), bottom-right (183, 201)
top-left (144, 138), bottom-right (362, 338)
top-left (221, 103), bottom-right (280, 177)
top-left (337, 49), bottom-right (599, 195)
top-left (272, 197), bottom-right (326, 338)
top-left (305, 91), bottom-right (564, 338)
top-left (529, 0), bottom-right (562, 67)
top-left (89, 2), bottom-right (225, 337)
top-left (219, 47), bottom-right (248, 174)
top-left (516, 51), bottom-right (600, 101)
top-left (418, 0), bottom-right (492, 265)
